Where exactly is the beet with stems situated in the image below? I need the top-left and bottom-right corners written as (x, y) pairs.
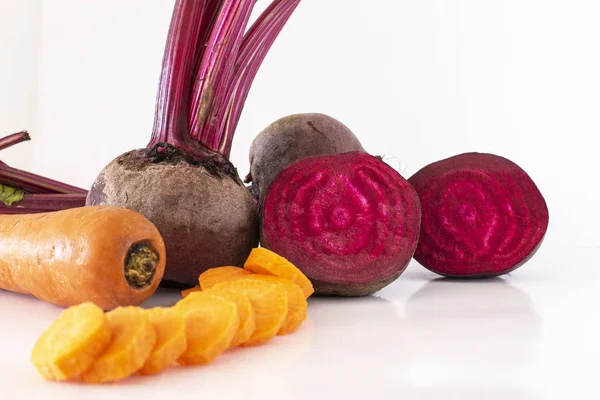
top-left (261, 151), bottom-right (421, 296)
top-left (246, 113), bottom-right (364, 208)
top-left (87, 0), bottom-right (302, 287)
top-left (408, 152), bottom-right (549, 278)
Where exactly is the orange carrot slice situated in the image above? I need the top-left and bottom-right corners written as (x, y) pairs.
top-left (198, 266), bottom-right (253, 290)
top-left (244, 247), bottom-right (314, 298)
top-left (31, 302), bottom-right (112, 381)
top-left (174, 292), bottom-right (239, 365)
top-left (204, 286), bottom-right (256, 347)
top-left (138, 307), bottom-right (187, 376)
top-left (80, 306), bottom-right (157, 384)
top-left (211, 278), bottom-right (288, 346)
top-left (181, 286), bottom-right (201, 298)
top-left (244, 275), bottom-right (307, 335)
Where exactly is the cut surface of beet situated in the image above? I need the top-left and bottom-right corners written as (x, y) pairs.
top-left (408, 152), bottom-right (549, 278)
top-left (261, 151), bottom-right (421, 296)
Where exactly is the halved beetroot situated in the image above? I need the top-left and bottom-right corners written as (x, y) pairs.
top-left (261, 151), bottom-right (421, 296)
top-left (408, 152), bottom-right (549, 277)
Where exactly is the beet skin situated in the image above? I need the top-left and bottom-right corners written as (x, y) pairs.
top-left (261, 151), bottom-right (421, 296)
top-left (87, 149), bottom-right (259, 287)
top-left (408, 152), bottom-right (549, 278)
top-left (247, 113), bottom-right (364, 206)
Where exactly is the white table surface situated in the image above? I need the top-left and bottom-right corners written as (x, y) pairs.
top-left (1, 247), bottom-right (598, 399)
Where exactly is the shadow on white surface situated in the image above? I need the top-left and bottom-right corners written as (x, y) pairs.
top-left (401, 277), bottom-right (543, 365)
top-left (276, 278), bottom-right (543, 399)
top-left (138, 287), bottom-right (184, 309)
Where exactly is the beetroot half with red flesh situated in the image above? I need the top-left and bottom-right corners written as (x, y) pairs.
top-left (261, 151), bottom-right (422, 296)
top-left (408, 152), bottom-right (549, 278)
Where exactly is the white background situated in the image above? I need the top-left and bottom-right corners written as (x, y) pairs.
top-left (1, 2), bottom-right (600, 399)
top-left (1, 0), bottom-right (598, 248)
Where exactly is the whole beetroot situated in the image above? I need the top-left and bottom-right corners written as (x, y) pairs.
top-left (87, 0), bottom-right (302, 287)
top-left (261, 151), bottom-right (422, 296)
top-left (408, 152), bottom-right (549, 278)
top-left (246, 113), bottom-right (365, 207)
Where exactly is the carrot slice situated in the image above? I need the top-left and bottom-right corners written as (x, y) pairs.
top-left (198, 266), bottom-right (253, 290)
top-left (211, 278), bottom-right (288, 346)
top-left (31, 302), bottom-right (112, 381)
top-left (181, 286), bottom-right (201, 298)
top-left (138, 307), bottom-right (187, 376)
top-left (80, 307), bottom-right (157, 384)
top-left (244, 247), bottom-right (314, 298)
top-left (174, 292), bottom-right (239, 365)
top-left (204, 286), bottom-right (256, 347)
top-left (244, 275), bottom-right (307, 335)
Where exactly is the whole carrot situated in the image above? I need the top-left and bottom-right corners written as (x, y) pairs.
top-left (0, 206), bottom-right (166, 310)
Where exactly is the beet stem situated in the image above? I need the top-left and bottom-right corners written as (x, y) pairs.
top-left (0, 193), bottom-right (87, 214)
top-left (148, 0), bottom-right (300, 160)
top-left (218, 0), bottom-right (301, 158)
top-left (148, 0), bottom-right (221, 157)
top-left (0, 164), bottom-right (88, 195)
top-left (188, 0), bottom-right (257, 149)
top-left (0, 131), bottom-right (31, 151)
